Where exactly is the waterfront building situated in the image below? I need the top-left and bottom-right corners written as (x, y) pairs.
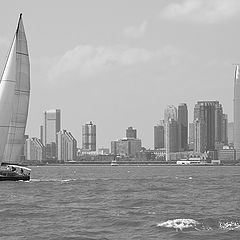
top-left (218, 146), bottom-right (236, 163)
top-left (234, 65), bottom-right (240, 160)
top-left (128, 138), bottom-right (142, 157)
top-left (193, 119), bottom-right (206, 153)
top-left (111, 138), bottom-right (142, 157)
top-left (194, 101), bottom-right (223, 151)
top-left (152, 148), bottom-right (166, 160)
top-left (178, 103), bottom-right (188, 151)
top-left (43, 109), bottom-right (61, 159)
top-left (98, 148), bottom-right (110, 155)
top-left (24, 137), bottom-right (45, 161)
top-left (126, 126), bottom-right (137, 139)
top-left (154, 123), bottom-right (164, 150)
top-left (82, 121), bottom-right (96, 151)
top-left (165, 118), bottom-right (178, 161)
top-left (57, 130), bottom-right (77, 162)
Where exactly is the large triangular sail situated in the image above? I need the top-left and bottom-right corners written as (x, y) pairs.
top-left (1, 14), bottom-right (30, 163)
top-left (0, 36), bottom-right (17, 161)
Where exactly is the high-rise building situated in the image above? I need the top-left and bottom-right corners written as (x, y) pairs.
top-left (222, 114), bottom-right (228, 145)
top-left (126, 127), bottom-right (137, 139)
top-left (164, 105), bottom-right (177, 122)
top-left (215, 103), bottom-right (223, 143)
top-left (228, 122), bottom-right (234, 146)
top-left (194, 101), bottom-right (223, 151)
top-left (234, 65), bottom-right (240, 160)
top-left (43, 109), bottom-right (61, 146)
top-left (43, 109), bottom-right (61, 159)
top-left (24, 137), bottom-right (45, 161)
top-left (154, 124), bottom-right (164, 149)
top-left (193, 119), bottom-right (206, 153)
top-left (82, 121), bottom-right (96, 151)
top-left (57, 130), bottom-right (77, 162)
top-left (178, 103), bottom-right (188, 151)
top-left (40, 125), bottom-right (44, 144)
top-left (165, 118), bottom-right (178, 160)
top-left (188, 122), bottom-right (194, 150)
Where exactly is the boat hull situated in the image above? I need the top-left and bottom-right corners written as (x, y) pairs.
top-left (0, 174), bottom-right (30, 181)
top-left (0, 168), bottom-right (30, 181)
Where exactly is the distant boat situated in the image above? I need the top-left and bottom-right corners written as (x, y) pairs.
top-left (0, 14), bottom-right (31, 181)
top-left (111, 157), bottom-right (119, 166)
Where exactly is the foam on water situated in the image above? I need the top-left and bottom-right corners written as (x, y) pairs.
top-left (158, 218), bottom-right (240, 232)
top-left (219, 220), bottom-right (240, 231)
top-left (157, 218), bottom-right (199, 231)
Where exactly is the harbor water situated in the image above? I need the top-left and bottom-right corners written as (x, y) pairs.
top-left (0, 165), bottom-right (240, 240)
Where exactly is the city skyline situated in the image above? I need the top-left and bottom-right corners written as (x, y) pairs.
top-left (0, 1), bottom-right (239, 148)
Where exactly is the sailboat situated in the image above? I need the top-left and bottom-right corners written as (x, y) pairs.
top-left (0, 14), bottom-right (31, 181)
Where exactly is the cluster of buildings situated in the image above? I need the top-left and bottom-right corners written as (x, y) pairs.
top-left (154, 101), bottom-right (230, 162)
top-left (24, 110), bottom-right (97, 163)
top-left (23, 65), bottom-right (240, 164)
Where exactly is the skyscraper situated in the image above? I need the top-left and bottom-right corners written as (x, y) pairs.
top-left (154, 124), bottom-right (164, 149)
top-left (126, 127), bottom-right (137, 139)
top-left (228, 122), bottom-right (234, 146)
top-left (82, 121), bottom-right (96, 151)
top-left (40, 125), bottom-right (44, 144)
top-left (165, 118), bottom-right (178, 160)
top-left (24, 137), bottom-right (45, 161)
top-left (164, 105), bottom-right (177, 122)
top-left (188, 123), bottom-right (194, 150)
top-left (193, 119), bottom-right (206, 153)
top-left (234, 65), bottom-right (240, 160)
top-left (178, 103), bottom-right (188, 151)
top-left (57, 130), bottom-right (77, 162)
top-left (222, 114), bottom-right (228, 145)
top-left (43, 109), bottom-right (61, 146)
top-left (194, 101), bottom-right (223, 151)
top-left (43, 109), bottom-right (61, 159)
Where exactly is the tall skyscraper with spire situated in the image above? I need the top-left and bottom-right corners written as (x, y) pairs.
top-left (234, 65), bottom-right (240, 160)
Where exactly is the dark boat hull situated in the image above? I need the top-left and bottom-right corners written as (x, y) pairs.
top-left (0, 168), bottom-right (30, 181)
top-left (0, 175), bottom-right (30, 181)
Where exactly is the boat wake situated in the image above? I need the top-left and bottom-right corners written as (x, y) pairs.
top-left (29, 178), bottom-right (77, 183)
top-left (157, 218), bottom-right (240, 232)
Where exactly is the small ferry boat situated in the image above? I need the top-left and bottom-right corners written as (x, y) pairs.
top-left (0, 164), bottom-right (31, 181)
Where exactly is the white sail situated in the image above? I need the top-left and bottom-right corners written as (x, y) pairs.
top-left (2, 14), bottom-right (30, 163)
top-left (0, 37), bottom-right (17, 161)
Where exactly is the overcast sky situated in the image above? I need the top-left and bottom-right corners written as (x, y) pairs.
top-left (0, 0), bottom-right (239, 149)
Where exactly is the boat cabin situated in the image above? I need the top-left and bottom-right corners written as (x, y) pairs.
top-left (7, 165), bottom-right (31, 176)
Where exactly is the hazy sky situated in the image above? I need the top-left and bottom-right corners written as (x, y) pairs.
top-left (0, 0), bottom-right (239, 149)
